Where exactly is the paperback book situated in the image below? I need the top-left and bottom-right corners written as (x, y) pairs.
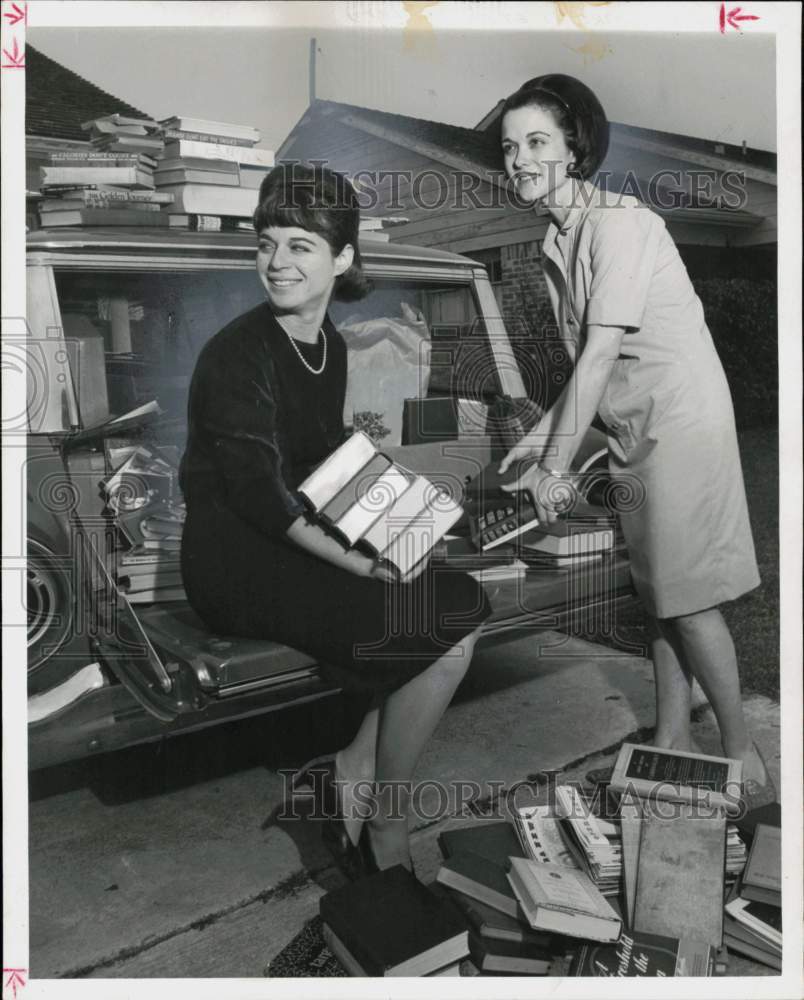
top-left (569, 929), bottom-right (716, 977)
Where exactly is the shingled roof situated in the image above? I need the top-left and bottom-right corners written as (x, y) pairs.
top-left (284, 98), bottom-right (776, 177)
top-left (25, 45), bottom-right (152, 141)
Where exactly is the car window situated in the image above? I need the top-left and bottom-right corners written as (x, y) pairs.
top-left (53, 267), bottom-right (501, 448)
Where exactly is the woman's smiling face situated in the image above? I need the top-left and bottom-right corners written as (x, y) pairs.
top-left (256, 226), bottom-right (352, 315)
top-left (501, 104), bottom-right (575, 205)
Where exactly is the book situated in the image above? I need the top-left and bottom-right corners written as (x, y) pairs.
top-left (159, 116), bottom-right (260, 143)
top-left (47, 153), bottom-right (159, 169)
top-left (734, 801), bottom-right (781, 844)
top-left (570, 930), bottom-right (716, 977)
top-left (609, 743), bottom-right (743, 811)
top-left (723, 895), bottom-right (782, 950)
top-left (633, 807), bottom-right (726, 949)
top-left (318, 452), bottom-right (394, 526)
top-left (239, 166), bottom-right (269, 190)
top-left (333, 465), bottom-right (412, 546)
top-left (722, 931), bottom-right (782, 970)
top-left (40, 166), bottom-right (155, 189)
top-left (319, 865), bottom-right (468, 977)
top-left (722, 908), bottom-right (782, 954)
top-left (468, 933), bottom-right (552, 975)
top-left (36, 207), bottom-right (170, 228)
top-left (322, 925), bottom-right (460, 977)
top-left (152, 155), bottom-right (240, 173)
top-left (40, 187), bottom-right (174, 205)
top-left (554, 784), bottom-right (622, 896)
top-left (162, 138), bottom-right (275, 167)
top-left (437, 820), bottom-right (526, 867)
top-left (93, 136), bottom-right (166, 153)
top-left (298, 432), bottom-right (462, 579)
top-left (298, 431), bottom-right (378, 510)
top-left (741, 822), bottom-right (781, 907)
top-left (618, 791), bottom-right (644, 927)
top-left (445, 889), bottom-right (554, 947)
top-left (161, 128), bottom-right (257, 147)
top-left (436, 852), bottom-right (523, 920)
top-left (117, 569), bottom-right (184, 590)
top-left (153, 168), bottom-right (241, 187)
top-left (40, 199), bottom-right (163, 214)
top-left (506, 858), bottom-right (622, 942)
top-left (154, 184), bottom-right (259, 216)
top-left (354, 475), bottom-right (462, 579)
top-left (514, 804), bottom-right (584, 871)
top-left (520, 520), bottom-right (614, 558)
top-left (82, 113), bottom-right (160, 132)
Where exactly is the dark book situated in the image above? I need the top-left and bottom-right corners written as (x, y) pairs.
top-left (723, 932), bottom-right (782, 971)
top-left (437, 820), bottom-right (526, 866)
top-left (436, 852), bottom-right (522, 920)
top-left (741, 822), bottom-right (781, 906)
top-left (733, 801), bottom-right (781, 844)
top-left (723, 909), bottom-right (782, 955)
top-left (468, 932), bottom-right (552, 975)
top-left (401, 396), bottom-right (458, 445)
top-left (633, 808), bottom-right (726, 949)
top-left (570, 930), bottom-right (716, 977)
top-left (319, 865), bottom-right (468, 977)
top-left (445, 888), bottom-right (555, 947)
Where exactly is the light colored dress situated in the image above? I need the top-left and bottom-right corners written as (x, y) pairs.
top-left (540, 181), bottom-right (760, 618)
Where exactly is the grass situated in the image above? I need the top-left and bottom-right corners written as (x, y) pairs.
top-left (565, 424), bottom-right (780, 700)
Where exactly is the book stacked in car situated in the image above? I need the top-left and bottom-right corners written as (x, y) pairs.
top-left (151, 116), bottom-right (274, 228)
top-left (297, 431), bottom-right (463, 582)
top-left (37, 115), bottom-right (173, 227)
top-left (319, 865), bottom-right (469, 976)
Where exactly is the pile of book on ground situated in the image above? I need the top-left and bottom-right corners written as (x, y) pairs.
top-left (35, 113), bottom-right (274, 232)
top-left (316, 743), bottom-right (782, 978)
top-left (100, 433), bottom-right (185, 603)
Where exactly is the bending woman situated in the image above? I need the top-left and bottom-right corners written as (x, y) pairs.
top-left (495, 74), bottom-right (774, 810)
top-left (179, 165), bottom-right (490, 876)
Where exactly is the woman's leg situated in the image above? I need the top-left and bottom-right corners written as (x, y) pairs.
top-left (366, 629), bottom-right (481, 870)
top-left (660, 607), bottom-right (768, 785)
top-left (650, 616), bottom-right (695, 750)
top-left (334, 699), bottom-right (380, 845)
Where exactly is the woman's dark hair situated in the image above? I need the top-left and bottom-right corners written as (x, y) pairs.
top-left (501, 74), bottom-right (609, 179)
top-left (253, 163), bottom-right (370, 301)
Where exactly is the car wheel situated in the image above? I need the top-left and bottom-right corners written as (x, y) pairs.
top-left (27, 536), bottom-right (74, 673)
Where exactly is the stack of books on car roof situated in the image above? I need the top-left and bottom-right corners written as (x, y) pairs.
top-left (151, 116), bottom-right (274, 230)
top-left (37, 114), bottom-right (173, 228)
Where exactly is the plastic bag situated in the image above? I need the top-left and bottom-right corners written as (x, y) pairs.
top-left (339, 303), bottom-right (432, 446)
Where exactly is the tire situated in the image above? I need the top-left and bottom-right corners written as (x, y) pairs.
top-left (27, 536), bottom-right (74, 673)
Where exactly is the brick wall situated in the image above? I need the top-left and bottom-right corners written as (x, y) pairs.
top-left (499, 240), bottom-right (553, 339)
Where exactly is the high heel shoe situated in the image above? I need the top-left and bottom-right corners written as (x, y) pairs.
top-left (291, 753), bottom-right (337, 793)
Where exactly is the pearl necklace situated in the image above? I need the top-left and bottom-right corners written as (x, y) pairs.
top-left (284, 326), bottom-right (327, 375)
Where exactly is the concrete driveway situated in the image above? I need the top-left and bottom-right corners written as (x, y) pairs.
top-left (28, 630), bottom-right (781, 979)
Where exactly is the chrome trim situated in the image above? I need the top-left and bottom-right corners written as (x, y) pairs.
top-left (28, 662), bottom-right (107, 725)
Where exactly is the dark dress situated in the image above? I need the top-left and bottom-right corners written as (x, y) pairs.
top-left (179, 302), bottom-right (491, 694)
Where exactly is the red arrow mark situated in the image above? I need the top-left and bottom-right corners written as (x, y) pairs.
top-left (719, 3), bottom-right (761, 33)
top-left (1, 35), bottom-right (24, 67)
top-left (3, 968), bottom-right (28, 998)
top-left (3, 2), bottom-right (26, 26)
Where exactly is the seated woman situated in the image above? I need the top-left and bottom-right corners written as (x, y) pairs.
top-left (179, 164), bottom-right (491, 877)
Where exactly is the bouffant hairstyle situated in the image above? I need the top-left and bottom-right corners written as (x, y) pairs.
top-left (501, 74), bottom-right (609, 179)
top-left (253, 163), bottom-right (370, 301)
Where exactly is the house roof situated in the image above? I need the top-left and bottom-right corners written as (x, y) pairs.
top-left (284, 99), bottom-right (776, 181)
top-left (25, 45), bottom-right (152, 142)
